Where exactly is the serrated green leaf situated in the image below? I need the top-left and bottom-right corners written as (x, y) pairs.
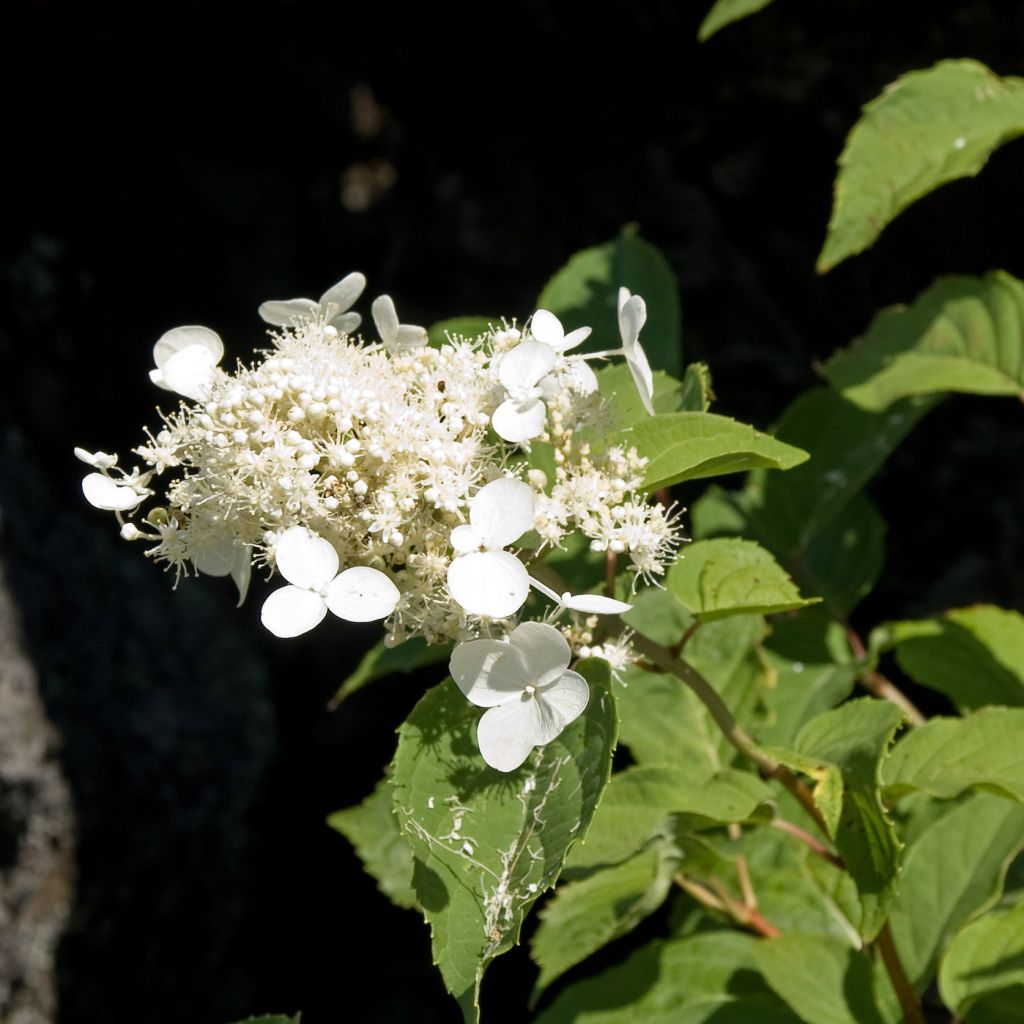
top-left (754, 934), bottom-right (887, 1024)
top-left (883, 708), bottom-right (1024, 803)
top-left (619, 586), bottom-right (693, 648)
top-left (531, 839), bottom-right (680, 998)
top-left (617, 613), bottom-right (769, 771)
top-left (391, 662), bottom-right (617, 1022)
top-left (626, 411), bottom-right (808, 490)
top-left (818, 60), bottom-right (1024, 272)
top-left (534, 931), bottom-right (801, 1024)
top-left (825, 272), bottom-right (1024, 409)
top-left (872, 605), bottom-right (1024, 711)
top-left (757, 608), bottom-right (860, 746)
top-left (691, 386), bottom-right (926, 615)
top-left (566, 764), bottom-right (773, 872)
top-left (328, 778), bottom-right (417, 910)
top-left (939, 902), bottom-right (1024, 1017)
top-left (888, 792), bottom-right (1024, 992)
top-left (428, 316), bottom-right (498, 347)
top-left (698, 0), bottom-right (776, 41)
top-left (779, 699), bottom-right (906, 939)
top-left (667, 537), bottom-right (819, 621)
top-left (329, 635), bottom-right (451, 707)
top-left (538, 227), bottom-right (682, 376)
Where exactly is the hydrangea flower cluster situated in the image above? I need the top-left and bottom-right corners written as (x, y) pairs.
top-left (78, 274), bottom-right (683, 769)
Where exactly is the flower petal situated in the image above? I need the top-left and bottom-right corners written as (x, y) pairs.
top-left (617, 286), bottom-right (633, 316)
top-left (498, 340), bottom-right (558, 391)
top-left (159, 345), bottom-right (218, 402)
top-left (258, 298), bottom-right (319, 326)
top-left (562, 593), bottom-right (633, 614)
top-left (74, 447), bottom-right (117, 470)
top-left (565, 360), bottom-right (599, 396)
top-left (529, 309), bottom-right (564, 348)
top-left (319, 272), bottom-right (366, 317)
top-left (371, 294), bottom-right (399, 343)
top-left (81, 473), bottom-right (143, 511)
top-left (560, 325), bottom-right (592, 351)
top-left (191, 534), bottom-right (237, 577)
top-left (231, 553), bottom-right (252, 607)
top-left (534, 671), bottom-right (589, 743)
top-left (260, 585), bottom-right (327, 638)
top-left (273, 526), bottom-right (339, 589)
top-left (476, 701), bottom-right (542, 772)
top-left (324, 566), bottom-right (400, 622)
top-left (330, 310), bottom-right (362, 334)
top-left (491, 397), bottom-right (547, 443)
top-left (508, 621), bottom-right (571, 682)
top-left (450, 640), bottom-right (527, 706)
top-left (446, 550), bottom-right (530, 618)
top-left (152, 325), bottom-right (223, 370)
top-left (618, 293), bottom-right (648, 349)
top-left (394, 323), bottom-right (429, 351)
top-left (625, 341), bottom-right (655, 416)
top-left (450, 523), bottom-right (482, 554)
top-left (468, 478), bottom-right (536, 548)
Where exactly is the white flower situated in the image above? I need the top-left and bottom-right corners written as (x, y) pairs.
top-left (261, 526), bottom-right (400, 638)
top-left (450, 621), bottom-right (590, 772)
top-left (258, 272), bottom-right (366, 333)
top-left (149, 326), bottom-right (224, 402)
top-left (491, 341), bottom-right (558, 443)
top-left (528, 576), bottom-right (632, 615)
top-left (447, 478), bottom-right (534, 618)
top-left (81, 472), bottom-right (147, 511)
top-left (371, 294), bottom-right (428, 353)
top-left (618, 288), bottom-right (654, 416)
top-left (74, 447), bottom-right (118, 470)
top-left (529, 309), bottom-right (591, 352)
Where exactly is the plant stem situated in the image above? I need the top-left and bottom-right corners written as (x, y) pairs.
top-left (628, 629), bottom-right (832, 837)
top-left (876, 923), bottom-right (926, 1024)
top-left (675, 874), bottom-right (781, 939)
top-left (844, 623), bottom-right (926, 727)
top-left (770, 817), bottom-right (844, 869)
top-left (605, 550), bottom-right (618, 598)
top-left (727, 823), bottom-right (758, 908)
top-left (669, 620), bottom-right (702, 657)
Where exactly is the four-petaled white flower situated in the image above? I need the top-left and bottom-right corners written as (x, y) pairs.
top-left (491, 341), bottom-right (558, 443)
top-left (371, 294), bottom-right (429, 353)
top-left (447, 478), bottom-right (534, 618)
top-left (529, 309), bottom-right (591, 352)
top-left (450, 621), bottom-right (590, 772)
top-left (618, 288), bottom-right (654, 416)
top-left (149, 326), bottom-right (224, 402)
top-left (74, 447), bottom-right (119, 471)
top-left (258, 272), bottom-right (366, 333)
top-left (261, 526), bottom-right (400, 638)
top-left (529, 576), bottom-right (633, 615)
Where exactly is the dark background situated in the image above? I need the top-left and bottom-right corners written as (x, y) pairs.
top-left (3, 1), bottom-right (1024, 1021)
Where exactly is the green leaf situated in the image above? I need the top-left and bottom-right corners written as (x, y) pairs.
top-left (698, 0), bottom-right (776, 41)
top-left (538, 227), bottom-right (682, 376)
top-left (667, 537), bottom-right (819, 621)
top-left (329, 635), bottom-right (451, 707)
top-left (825, 272), bottom-right (1024, 409)
top-left (533, 931), bottom-right (801, 1024)
top-left (627, 412), bottom-right (808, 490)
top-left (390, 662), bottom-right (617, 1022)
top-left (531, 840), bottom-right (680, 998)
top-left (888, 792), bottom-right (1024, 991)
top-left (883, 708), bottom-right (1024, 803)
top-left (566, 764), bottom-right (773, 872)
top-left (872, 606), bottom-right (1024, 711)
top-left (757, 608), bottom-right (860, 747)
top-left (595, 361), bottom-right (712, 439)
top-left (428, 316), bottom-right (498, 347)
top-left (691, 386), bottom-right (926, 614)
top-left (818, 60), bottom-right (1024, 272)
top-left (939, 902), bottom-right (1024, 1017)
top-left (754, 935), bottom-right (887, 1024)
top-left (229, 1017), bottom-right (300, 1024)
top-left (328, 778), bottom-right (417, 910)
top-left (783, 699), bottom-right (906, 939)
top-left (617, 613), bottom-right (769, 772)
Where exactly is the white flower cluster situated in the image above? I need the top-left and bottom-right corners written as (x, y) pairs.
top-left (78, 273), bottom-right (684, 769)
